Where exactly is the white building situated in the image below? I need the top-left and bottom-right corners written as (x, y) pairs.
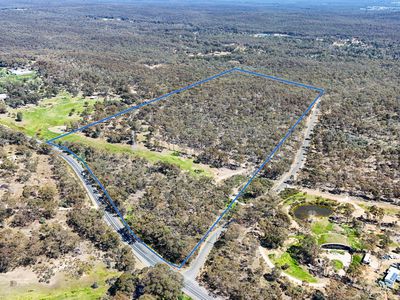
top-left (384, 266), bottom-right (400, 288)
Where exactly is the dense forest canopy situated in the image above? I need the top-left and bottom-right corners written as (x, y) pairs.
top-left (0, 0), bottom-right (398, 200)
top-left (138, 73), bottom-right (318, 166)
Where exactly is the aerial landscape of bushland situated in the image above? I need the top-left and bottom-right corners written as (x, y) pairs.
top-left (0, 0), bottom-right (399, 299)
top-left (50, 71), bottom-right (317, 264)
top-left (0, 126), bottom-right (135, 298)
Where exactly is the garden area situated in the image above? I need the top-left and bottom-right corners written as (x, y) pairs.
top-left (269, 252), bottom-right (318, 283)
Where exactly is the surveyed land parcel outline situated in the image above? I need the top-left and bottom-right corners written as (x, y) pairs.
top-left (47, 68), bottom-right (324, 268)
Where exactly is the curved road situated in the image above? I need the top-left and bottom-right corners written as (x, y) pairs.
top-left (56, 148), bottom-right (217, 300)
top-left (54, 95), bottom-right (323, 298)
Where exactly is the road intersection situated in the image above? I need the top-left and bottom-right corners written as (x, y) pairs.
top-left (51, 85), bottom-right (324, 300)
top-left (57, 148), bottom-right (218, 300)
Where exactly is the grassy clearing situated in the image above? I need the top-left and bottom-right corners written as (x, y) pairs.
top-left (282, 191), bottom-right (338, 210)
top-left (61, 134), bottom-right (212, 176)
top-left (311, 219), bottom-right (334, 235)
top-left (331, 259), bottom-right (344, 271)
top-left (0, 265), bottom-right (119, 300)
top-left (341, 225), bottom-right (364, 250)
top-left (269, 253), bottom-right (318, 283)
top-left (0, 93), bottom-right (97, 140)
top-left (282, 191), bottom-right (324, 205)
top-left (311, 218), bottom-right (358, 246)
top-left (318, 233), bottom-right (348, 245)
top-left (312, 222), bottom-right (364, 249)
top-left (281, 191), bottom-right (306, 205)
top-left (0, 93), bottom-right (212, 176)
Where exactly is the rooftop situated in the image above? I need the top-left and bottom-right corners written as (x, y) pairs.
top-left (384, 266), bottom-right (400, 288)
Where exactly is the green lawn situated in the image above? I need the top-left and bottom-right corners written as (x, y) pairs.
top-left (0, 265), bottom-right (119, 300)
top-left (331, 259), bottom-right (344, 271)
top-left (0, 93), bottom-right (212, 176)
top-left (282, 190), bottom-right (338, 209)
top-left (311, 219), bottom-right (334, 235)
top-left (318, 233), bottom-right (349, 245)
top-left (269, 252), bottom-right (318, 283)
top-left (311, 220), bottom-right (353, 246)
top-left (0, 93), bottom-right (97, 140)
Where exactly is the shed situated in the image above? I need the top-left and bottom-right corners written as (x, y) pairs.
top-left (384, 266), bottom-right (400, 288)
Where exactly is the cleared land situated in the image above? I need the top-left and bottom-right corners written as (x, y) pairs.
top-left (0, 93), bottom-right (98, 140)
top-left (0, 264), bottom-right (118, 300)
top-left (269, 252), bottom-right (317, 283)
top-left (0, 93), bottom-right (212, 176)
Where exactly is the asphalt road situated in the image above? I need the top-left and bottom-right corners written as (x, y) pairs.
top-left (53, 94), bottom-right (322, 299)
top-left (56, 148), bottom-right (217, 300)
top-left (182, 225), bottom-right (225, 280)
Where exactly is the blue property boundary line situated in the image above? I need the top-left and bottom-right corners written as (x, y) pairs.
top-left (47, 68), bottom-right (324, 269)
